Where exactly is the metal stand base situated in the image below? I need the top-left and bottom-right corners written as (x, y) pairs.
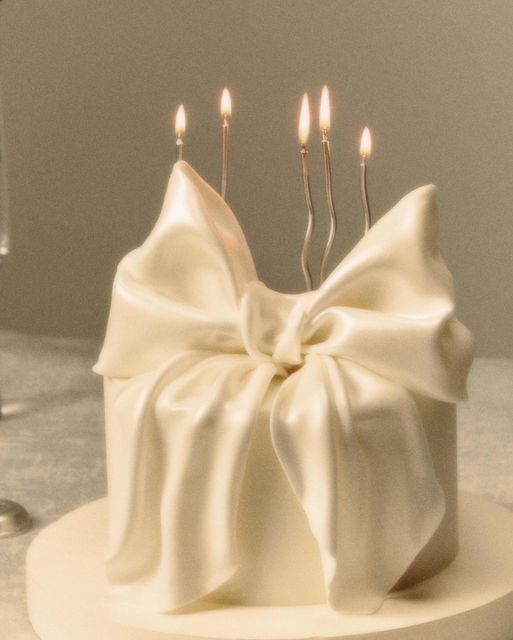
top-left (0, 499), bottom-right (31, 538)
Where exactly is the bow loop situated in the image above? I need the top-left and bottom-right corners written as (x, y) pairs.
top-left (95, 162), bottom-right (255, 379)
top-left (299, 184), bottom-right (473, 403)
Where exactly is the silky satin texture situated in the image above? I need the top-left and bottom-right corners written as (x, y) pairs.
top-left (94, 161), bottom-right (474, 615)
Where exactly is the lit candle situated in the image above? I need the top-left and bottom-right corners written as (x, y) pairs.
top-left (175, 104), bottom-right (186, 161)
top-left (359, 126), bottom-right (372, 233)
top-left (220, 88), bottom-right (231, 200)
top-left (298, 93), bottom-right (316, 291)
top-left (319, 85), bottom-right (338, 285)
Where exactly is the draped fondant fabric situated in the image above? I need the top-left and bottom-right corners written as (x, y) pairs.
top-left (95, 161), bottom-right (473, 614)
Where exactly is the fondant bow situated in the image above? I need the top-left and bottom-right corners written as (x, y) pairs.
top-left (95, 161), bottom-right (473, 614)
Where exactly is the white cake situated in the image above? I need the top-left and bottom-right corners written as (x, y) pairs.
top-left (27, 162), bottom-right (513, 640)
top-left (94, 161), bottom-right (473, 614)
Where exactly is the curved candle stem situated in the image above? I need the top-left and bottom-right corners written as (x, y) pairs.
top-left (300, 147), bottom-right (315, 291)
top-left (319, 134), bottom-right (338, 285)
top-left (360, 161), bottom-right (371, 234)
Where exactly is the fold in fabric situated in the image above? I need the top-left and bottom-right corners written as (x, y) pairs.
top-left (104, 352), bottom-right (278, 612)
top-left (271, 355), bottom-right (445, 613)
top-left (95, 161), bottom-right (473, 614)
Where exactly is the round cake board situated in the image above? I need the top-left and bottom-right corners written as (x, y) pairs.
top-left (26, 493), bottom-right (513, 640)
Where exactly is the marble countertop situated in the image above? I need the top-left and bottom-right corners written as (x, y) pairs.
top-left (1, 330), bottom-right (512, 639)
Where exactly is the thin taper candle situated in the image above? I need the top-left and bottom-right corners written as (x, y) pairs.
top-left (175, 104), bottom-right (186, 161)
top-left (319, 85), bottom-right (338, 285)
top-left (298, 93), bottom-right (315, 291)
top-left (359, 126), bottom-right (372, 233)
top-left (220, 88), bottom-right (231, 200)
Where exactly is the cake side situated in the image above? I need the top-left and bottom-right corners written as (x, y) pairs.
top-left (207, 388), bottom-right (458, 606)
top-left (103, 376), bottom-right (458, 608)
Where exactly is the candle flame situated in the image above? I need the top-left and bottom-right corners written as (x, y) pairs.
top-left (175, 104), bottom-right (186, 137)
top-left (360, 126), bottom-right (371, 157)
top-left (298, 93), bottom-right (310, 145)
top-left (319, 85), bottom-right (330, 132)
top-left (221, 88), bottom-right (232, 118)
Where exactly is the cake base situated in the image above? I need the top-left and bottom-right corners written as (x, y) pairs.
top-left (27, 494), bottom-right (513, 640)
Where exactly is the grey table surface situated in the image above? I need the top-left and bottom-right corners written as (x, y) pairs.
top-left (0, 330), bottom-right (512, 639)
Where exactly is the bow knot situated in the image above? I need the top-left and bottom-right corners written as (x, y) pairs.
top-left (241, 282), bottom-right (311, 373)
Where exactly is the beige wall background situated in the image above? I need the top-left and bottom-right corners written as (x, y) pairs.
top-left (0, 0), bottom-right (512, 356)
